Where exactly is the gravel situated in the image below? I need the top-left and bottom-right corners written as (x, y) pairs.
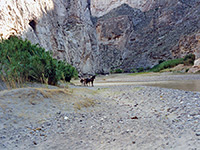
top-left (0, 74), bottom-right (200, 150)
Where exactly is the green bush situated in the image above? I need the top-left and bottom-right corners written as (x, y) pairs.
top-left (130, 68), bottom-right (137, 73)
top-left (158, 60), bottom-right (164, 64)
top-left (114, 68), bottom-right (124, 73)
top-left (150, 54), bottom-right (195, 72)
top-left (110, 68), bottom-right (124, 74)
top-left (137, 67), bottom-right (144, 72)
top-left (150, 58), bottom-right (184, 72)
top-left (130, 67), bottom-right (150, 73)
top-left (183, 54), bottom-right (195, 66)
top-left (0, 36), bottom-right (78, 85)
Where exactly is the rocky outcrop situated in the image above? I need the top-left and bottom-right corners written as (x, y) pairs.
top-left (0, 0), bottom-right (99, 74)
top-left (91, 0), bottom-right (155, 17)
top-left (96, 4), bottom-right (146, 72)
top-left (172, 32), bottom-right (200, 59)
top-left (1, 0), bottom-right (200, 74)
top-left (188, 58), bottom-right (200, 73)
top-left (94, 0), bottom-right (200, 72)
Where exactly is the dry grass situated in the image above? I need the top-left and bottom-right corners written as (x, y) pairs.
top-left (0, 86), bottom-right (101, 126)
top-left (25, 88), bottom-right (73, 105)
top-left (20, 88), bottom-right (73, 100)
top-left (37, 88), bottom-right (72, 97)
top-left (73, 98), bottom-right (96, 110)
top-left (0, 85), bottom-right (98, 113)
top-left (1, 73), bottom-right (27, 90)
top-left (1, 75), bottom-right (17, 90)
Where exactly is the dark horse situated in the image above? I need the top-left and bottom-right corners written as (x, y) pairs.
top-left (80, 75), bottom-right (96, 86)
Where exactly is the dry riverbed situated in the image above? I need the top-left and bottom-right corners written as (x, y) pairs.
top-left (0, 73), bottom-right (200, 149)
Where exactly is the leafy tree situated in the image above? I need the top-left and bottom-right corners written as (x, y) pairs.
top-left (0, 36), bottom-right (78, 85)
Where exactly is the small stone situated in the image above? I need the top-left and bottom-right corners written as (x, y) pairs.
top-left (33, 127), bottom-right (42, 131)
top-left (64, 116), bottom-right (69, 120)
top-left (0, 136), bottom-right (6, 140)
top-left (132, 141), bottom-right (136, 144)
top-left (196, 132), bottom-right (200, 136)
top-left (33, 141), bottom-right (37, 145)
top-left (46, 123), bottom-right (51, 126)
top-left (57, 111), bottom-right (61, 115)
top-left (40, 133), bottom-right (46, 136)
top-left (131, 116), bottom-right (138, 119)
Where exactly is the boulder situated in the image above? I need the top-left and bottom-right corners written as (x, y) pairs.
top-left (188, 58), bottom-right (200, 73)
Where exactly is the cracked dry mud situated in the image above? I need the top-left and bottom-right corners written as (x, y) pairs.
top-left (0, 73), bottom-right (200, 150)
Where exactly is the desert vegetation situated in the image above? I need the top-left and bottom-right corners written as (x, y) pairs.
top-left (149, 54), bottom-right (195, 72)
top-left (128, 54), bottom-right (195, 75)
top-left (0, 36), bottom-right (78, 87)
top-left (110, 68), bottom-right (124, 74)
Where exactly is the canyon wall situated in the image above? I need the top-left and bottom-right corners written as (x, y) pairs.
top-left (0, 0), bottom-right (200, 74)
top-left (0, 0), bottom-right (99, 74)
top-left (94, 0), bottom-right (200, 72)
top-left (91, 0), bottom-right (155, 17)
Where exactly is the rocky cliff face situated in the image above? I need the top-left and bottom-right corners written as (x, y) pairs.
top-left (1, 0), bottom-right (200, 74)
top-left (94, 0), bottom-right (200, 72)
top-left (0, 0), bottom-right (99, 74)
top-left (91, 0), bottom-right (155, 17)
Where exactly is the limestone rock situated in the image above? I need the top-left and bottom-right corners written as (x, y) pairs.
top-left (94, 0), bottom-right (200, 72)
top-left (194, 59), bottom-right (200, 66)
top-left (0, 0), bottom-right (99, 74)
top-left (188, 58), bottom-right (200, 73)
top-left (171, 64), bottom-right (191, 73)
top-left (91, 0), bottom-right (155, 17)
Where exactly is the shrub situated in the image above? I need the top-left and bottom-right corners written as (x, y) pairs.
top-left (150, 54), bottom-right (195, 72)
top-left (130, 68), bottom-right (137, 73)
top-left (158, 60), bottom-right (164, 64)
top-left (150, 58), bottom-right (184, 72)
top-left (0, 36), bottom-right (78, 86)
top-left (110, 68), bottom-right (124, 74)
top-left (183, 54), bottom-right (195, 66)
top-left (137, 67), bottom-right (144, 72)
top-left (130, 67), bottom-right (150, 73)
top-left (114, 68), bottom-right (124, 73)
top-left (145, 66), bottom-right (151, 71)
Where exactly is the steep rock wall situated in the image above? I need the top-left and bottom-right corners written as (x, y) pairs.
top-left (1, 0), bottom-right (200, 74)
top-left (94, 0), bottom-right (200, 72)
top-left (91, 0), bottom-right (155, 17)
top-left (0, 0), bottom-right (99, 74)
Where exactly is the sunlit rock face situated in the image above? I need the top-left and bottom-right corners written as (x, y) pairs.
top-left (0, 0), bottom-right (99, 74)
top-left (1, 0), bottom-right (200, 74)
top-left (91, 0), bottom-right (155, 17)
top-left (0, 0), bottom-right (54, 43)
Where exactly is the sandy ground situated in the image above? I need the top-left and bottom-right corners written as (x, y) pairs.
top-left (0, 73), bottom-right (200, 150)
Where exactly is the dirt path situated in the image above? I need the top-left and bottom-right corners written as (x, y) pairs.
top-left (0, 73), bottom-right (200, 149)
